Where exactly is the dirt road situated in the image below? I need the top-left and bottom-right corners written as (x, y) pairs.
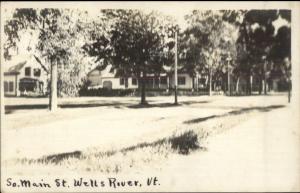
top-left (159, 105), bottom-right (300, 191)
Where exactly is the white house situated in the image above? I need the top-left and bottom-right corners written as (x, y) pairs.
top-left (3, 55), bottom-right (49, 96)
top-left (87, 64), bottom-right (206, 90)
top-left (87, 65), bottom-right (139, 90)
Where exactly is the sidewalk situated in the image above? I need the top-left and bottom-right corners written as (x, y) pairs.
top-left (159, 105), bottom-right (300, 192)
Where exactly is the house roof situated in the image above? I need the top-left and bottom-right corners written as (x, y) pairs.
top-left (88, 64), bottom-right (116, 78)
top-left (33, 55), bottom-right (49, 74)
top-left (3, 54), bottom-right (49, 75)
top-left (162, 65), bottom-right (189, 74)
top-left (4, 61), bottom-right (27, 75)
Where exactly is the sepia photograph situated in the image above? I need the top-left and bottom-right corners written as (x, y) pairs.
top-left (1, 1), bottom-right (300, 192)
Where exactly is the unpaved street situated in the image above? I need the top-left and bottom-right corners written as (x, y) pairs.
top-left (2, 95), bottom-right (289, 160)
top-left (158, 105), bottom-right (300, 192)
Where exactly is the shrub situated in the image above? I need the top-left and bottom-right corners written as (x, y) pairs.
top-left (169, 130), bottom-right (199, 155)
top-left (79, 87), bottom-right (136, 97)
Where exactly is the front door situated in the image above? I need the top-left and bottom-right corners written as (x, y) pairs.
top-left (103, 81), bottom-right (112, 89)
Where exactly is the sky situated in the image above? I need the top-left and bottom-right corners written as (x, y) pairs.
top-left (85, 6), bottom-right (191, 31)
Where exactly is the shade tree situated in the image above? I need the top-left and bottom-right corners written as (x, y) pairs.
top-left (4, 8), bottom-right (93, 109)
top-left (83, 9), bottom-right (176, 104)
top-left (183, 10), bottom-right (238, 95)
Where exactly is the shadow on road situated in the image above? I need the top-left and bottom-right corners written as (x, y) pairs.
top-left (183, 105), bottom-right (285, 124)
top-left (128, 100), bottom-right (209, 109)
top-left (4, 102), bottom-right (128, 114)
top-left (5, 100), bottom-right (210, 114)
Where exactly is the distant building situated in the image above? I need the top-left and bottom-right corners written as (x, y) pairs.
top-left (3, 55), bottom-right (49, 96)
top-left (86, 64), bottom-right (206, 91)
top-left (87, 65), bottom-right (139, 90)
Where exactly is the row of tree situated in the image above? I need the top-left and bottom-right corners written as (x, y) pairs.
top-left (3, 9), bottom-right (291, 110)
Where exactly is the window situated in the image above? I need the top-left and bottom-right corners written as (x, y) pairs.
top-left (25, 67), bottom-right (31, 76)
top-left (178, 77), bottom-right (186, 85)
top-left (160, 77), bottom-right (167, 84)
top-left (120, 78), bottom-right (128, 86)
top-left (9, 81), bottom-right (14, 92)
top-left (125, 78), bottom-right (128, 88)
top-left (120, 78), bottom-right (125, 85)
top-left (132, 78), bottom-right (137, 85)
top-left (154, 77), bottom-right (159, 85)
top-left (146, 78), bottom-right (153, 85)
top-left (198, 78), bottom-right (206, 88)
top-left (103, 81), bottom-right (112, 89)
top-left (34, 68), bottom-right (41, 77)
top-left (4, 81), bottom-right (8, 92)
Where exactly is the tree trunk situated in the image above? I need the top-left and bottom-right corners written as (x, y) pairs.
top-left (192, 76), bottom-right (195, 91)
top-left (246, 74), bottom-right (250, 95)
top-left (140, 70), bottom-right (147, 105)
top-left (250, 74), bottom-right (253, 95)
top-left (213, 82), bottom-right (216, 92)
top-left (235, 77), bottom-right (240, 94)
top-left (208, 69), bottom-right (212, 96)
top-left (258, 76), bottom-right (262, 95)
top-left (263, 61), bottom-right (267, 95)
top-left (196, 73), bottom-right (199, 92)
top-left (246, 73), bottom-right (252, 96)
top-left (246, 70), bottom-right (251, 96)
top-left (49, 60), bottom-right (58, 111)
top-left (288, 79), bottom-right (291, 103)
top-left (264, 76), bottom-right (267, 95)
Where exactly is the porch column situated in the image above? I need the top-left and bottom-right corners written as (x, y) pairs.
top-left (15, 75), bottom-right (20, 96)
top-left (152, 77), bottom-right (155, 89)
top-left (158, 76), bottom-right (160, 89)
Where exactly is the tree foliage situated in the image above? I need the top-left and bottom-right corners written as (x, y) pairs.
top-left (83, 9), bottom-right (176, 103)
top-left (4, 8), bottom-right (93, 97)
top-left (235, 9), bottom-right (291, 94)
top-left (3, 8), bottom-right (291, 99)
top-left (183, 10), bottom-right (238, 94)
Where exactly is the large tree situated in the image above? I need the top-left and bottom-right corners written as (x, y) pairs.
top-left (179, 24), bottom-right (206, 89)
top-left (4, 8), bottom-right (91, 109)
top-left (183, 10), bottom-right (238, 95)
top-left (235, 10), bottom-right (291, 95)
top-left (83, 9), bottom-right (175, 104)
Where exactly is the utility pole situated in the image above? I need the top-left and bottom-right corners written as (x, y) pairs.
top-left (174, 26), bottom-right (178, 105)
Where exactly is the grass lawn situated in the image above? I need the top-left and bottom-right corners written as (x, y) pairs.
top-left (2, 94), bottom-right (290, 176)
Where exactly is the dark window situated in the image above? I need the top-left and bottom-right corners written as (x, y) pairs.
top-left (146, 78), bottom-right (153, 85)
top-left (178, 77), bottom-right (186, 85)
top-left (34, 68), bottom-right (41, 77)
top-left (160, 77), bottom-right (167, 84)
top-left (154, 77), bottom-right (159, 85)
top-left (120, 78), bottom-right (128, 87)
top-left (4, 81), bottom-right (8, 92)
top-left (199, 78), bottom-right (206, 85)
top-left (25, 67), bottom-right (31, 76)
top-left (120, 78), bottom-right (124, 85)
top-left (103, 81), bottom-right (112, 89)
top-left (9, 81), bottom-right (14, 92)
top-left (132, 78), bottom-right (137, 85)
top-left (125, 78), bottom-right (128, 88)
